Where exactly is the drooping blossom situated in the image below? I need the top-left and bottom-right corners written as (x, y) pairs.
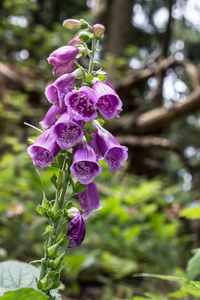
top-left (79, 182), bottom-right (101, 220)
top-left (68, 37), bottom-right (84, 46)
top-left (67, 210), bottom-right (86, 248)
top-left (45, 73), bottom-right (75, 108)
top-left (92, 24), bottom-right (105, 38)
top-left (92, 79), bottom-right (122, 119)
top-left (93, 121), bottom-right (128, 171)
top-left (70, 137), bottom-right (102, 184)
top-left (39, 105), bottom-right (67, 130)
top-left (51, 112), bottom-right (83, 150)
top-left (65, 86), bottom-right (98, 122)
top-left (47, 46), bottom-right (79, 77)
top-left (88, 132), bottom-right (103, 160)
top-left (27, 129), bottom-right (60, 169)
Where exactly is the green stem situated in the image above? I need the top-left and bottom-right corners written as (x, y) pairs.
top-left (88, 38), bottom-right (96, 74)
top-left (38, 152), bottom-right (69, 291)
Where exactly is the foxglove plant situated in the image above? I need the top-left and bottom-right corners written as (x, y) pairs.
top-left (26, 19), bottom-right (128, 299)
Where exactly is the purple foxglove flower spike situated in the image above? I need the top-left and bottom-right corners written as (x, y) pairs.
top-left (67, 210), bottom-right (86, 248)
top-left (39, 104), bottom-right (67, 130)
top-left (93, 121), bottom-right (128, 171)
top-left (27, 129), bottom-right (60, 169)
top-left (79, 182), bottom-right (101, 220)
top-left (70, 137), bottom-right (102, 184)
top-left (92, 79), bottom-right (122, 119)
top-left (51, 112), bottom-right (84, 150)
top-left (65, 86), bottom-right (98, 122)
top-left (47, 46), bottom-right (79, 77)
top-left (45, 73), bottom-right (75, 108)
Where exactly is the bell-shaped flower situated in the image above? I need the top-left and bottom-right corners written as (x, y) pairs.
top-left (65, 86), bottom-right (98, 122)
top-left (92, 79), bottom-right (122, 119)
top-left (88, 132), bottom-right (103, 160)
top-left (45, 73), bottom-right (75, 108)
top-left (93, 121), bottom-right (128, 171)
top-left (68, 37), bottom-right (84, 46)
top-left (39, 105), bottom-right (67, 130)
top-left (79, 182), bottom-right (101, 220)
top-left (47, 46), bottom-right (79, 77)
top-left (67, 210), bottom-right (86, 248)
top-left (27, 129), bottom-right (60, 169)
top-left (51, 112), bottom-right (84, 150)
top-left (70, 137), bottom-right (102, 184)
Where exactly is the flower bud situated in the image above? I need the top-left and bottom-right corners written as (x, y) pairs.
top-left (47, 241), bottom-right (61, 258)
top-left (80, 19), bottom-right (89, 29)
top-left (50, 252), bottom-right (65, 270)
top-left (92, 24), bottom-right (105, 38)
top-left (63, 19), bottom-right (81, 29)
top-left (79, 32), bottom-right (90, 43)
top-left (68, 207), bottom-right (79, 218)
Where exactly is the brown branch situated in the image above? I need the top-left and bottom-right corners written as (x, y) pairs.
top-left (108, 86), bottom-right (200, 135)
top-left (115, 56), bottom-right (176, 94)
top-left (116, 135), bottom-right (194, 174)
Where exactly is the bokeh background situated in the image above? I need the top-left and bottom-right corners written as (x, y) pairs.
top-left (1, 0), bottom-right (200, 299)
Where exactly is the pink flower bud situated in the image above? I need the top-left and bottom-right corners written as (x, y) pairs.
top-left (92, 24), bottom-right (105, 38)
top-left (63, 19), bottom-right (81, 30)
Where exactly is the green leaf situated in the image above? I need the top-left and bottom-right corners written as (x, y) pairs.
top-left (0, 261), bottom-right (61, 299)
top-left (96, 118), bottom-right (105, 126)
top-left (0, 288), bottom-right (48, 300)
top-left (180, 206), bottom-right (200, 220)
top-left (85, 123), bottom-right (91, 132)
top-left (133, 273), bottom-right (185, 282)
top-left (168, 290), bottom-right (188, 298)
top-left (86, 74), bottom-right (93, 83)
top-left (51, 163), bottom-right (60, 169)
top-left (186, 248), bottom-right (200, 280)
top-left (50, 173), bottom-right (57, 189)
top-left (37, 205), bottom-right (47, 216)
top-left (74, 182), bottom-right (86, 193)
top-left (42, 225), bottom-right (52, 235)
top-left (0, 261), bottom-right (39, 295)
top-left (85, 134), bottom-right (93, 142)
top-left (97, 75), bottom-right (106, 82)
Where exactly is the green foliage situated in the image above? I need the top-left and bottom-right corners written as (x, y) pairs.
top-left (0, 261), bottom-right (39, 295)
top-left (180, 207), bottom-right (200, 220)
top-left (0, 261), bottom-right (61, 299)
top-left (186, 249), bottom-right (200, 281)
top-left (0, 288), bottom-right (48, 300)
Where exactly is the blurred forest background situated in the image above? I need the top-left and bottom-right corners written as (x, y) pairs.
top-left (1, 0), bottom-right (200, 299)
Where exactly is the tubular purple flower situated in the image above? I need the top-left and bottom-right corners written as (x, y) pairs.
top-left (93, 121), bottom-right (128, 171)
top-left (70, 137), bottom-right (102, 184)
top-left (45, 73), bottom-right (75, 108)
top-left (39, 105), bottom-right (67, 130)
top-left (27, 129), bottom-right (60, 169)
top-left (79, 182), bottom-right (101, 220)
top-left (47, 46), bottom-right (79, 77)
top-left (65, 86), bottom-right (98, 122)
top-left (92, 79), bottom-right (122, 119)
top-left (51, 112), bottom-right (84, 150)
top-left (68, 37), bottom-right (84, 46)
top-left (67, 210), bottom-right (86, 248)
top-left (88, 132), bottom-right (103, 160)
